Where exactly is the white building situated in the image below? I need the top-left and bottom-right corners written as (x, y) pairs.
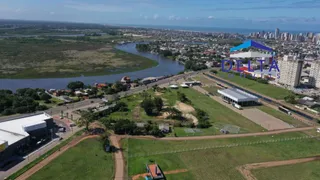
top-left (277, 55), bottom-right (303, 87)
top-left (218, 88), bottom-right (259, 106)
top-left (309, 60), bottom-right (320, 88)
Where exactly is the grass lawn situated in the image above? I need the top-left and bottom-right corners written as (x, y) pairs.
top-left (37, 97), bottom-right (65, 108)
top-left (109, 88), bottom-right (264, 135)
top-left (252, 161), bottom-right (320, 180)
top-left (257, 105), bottom-right (308, 128)
top-left (215, 71), bottom-right (294, 100)
top-left (28, 138), bottom-right (114, 180)
top-left (202, 86), bottom-right (221, 95)
top-left (123, 131), bottom-right (320, 180)
top-left (176, 88), bottom-right (264, 135)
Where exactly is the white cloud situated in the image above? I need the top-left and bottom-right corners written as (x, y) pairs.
top-left (208, 16), bottom-right (214, 19)
top-left (15, 8), bottom-right (21, 13)
top-left (64, 1), bottom-right (132, 12)
top-left (185, 17), bottom-right (189, 20)
top-left (153, 14), bottom-right (159, 19)
top-left (144, 16), bottom-right (148, 20)
top-left (50, 12), bottom-right (55, 15)
top-left (169, 15), bottom-right (180, 20)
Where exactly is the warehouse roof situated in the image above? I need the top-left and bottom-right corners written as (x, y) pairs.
top-left (0, 113), bottom-right (52, 146)
top-left (218, 88), bottom-right (259, 102)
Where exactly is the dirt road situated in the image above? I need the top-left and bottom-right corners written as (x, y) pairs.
top-left (109, 135), bottom-right (126, 180)
top-left (16, 135), bottom-right (98, 180)
top-left (237, 155), bottom-right (320, 180)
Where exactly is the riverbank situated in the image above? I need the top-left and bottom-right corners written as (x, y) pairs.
top-left (0, 43), bottom-right (184, 91)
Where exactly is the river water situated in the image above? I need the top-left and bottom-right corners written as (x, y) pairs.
top-left (0, 43), bottom-right (184, 91)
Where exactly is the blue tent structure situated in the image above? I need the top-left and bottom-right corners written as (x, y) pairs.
top-left (230, 40), bottom-right (273, 52)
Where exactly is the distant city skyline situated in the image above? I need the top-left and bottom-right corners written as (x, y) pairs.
top-left (0, 0), bottom-right (320, 31)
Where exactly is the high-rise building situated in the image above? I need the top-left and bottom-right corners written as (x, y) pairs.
top-left (309, 60), bottom-right (320, 88)
top-left (275, 28), bottom-right (280, 39)
top-left (277, 55), bottom-right (303, 87)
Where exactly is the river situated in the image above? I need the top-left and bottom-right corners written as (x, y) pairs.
top-left (0, 43), bottom-right (184, 91)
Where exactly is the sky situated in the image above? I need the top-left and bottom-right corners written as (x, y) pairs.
top-left (0, 0), bottom-right (320, 31)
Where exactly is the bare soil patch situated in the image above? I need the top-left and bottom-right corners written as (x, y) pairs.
top-left (174, 101), bottom-right (195, 113)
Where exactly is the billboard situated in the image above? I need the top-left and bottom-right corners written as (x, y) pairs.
top-left (0, 141), bottom-right (8, 152)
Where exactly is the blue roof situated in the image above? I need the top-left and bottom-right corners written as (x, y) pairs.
top-left (230, 40), bottom-right (273, 52)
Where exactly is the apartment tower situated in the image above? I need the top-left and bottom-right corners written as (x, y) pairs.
top-left (309, 60), bottom-right (320, 88)
top-left (277, 55), bottom-right (303, 87)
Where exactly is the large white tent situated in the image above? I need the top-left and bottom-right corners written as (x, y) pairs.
top-left (230, 51), bottom-right (272, 58)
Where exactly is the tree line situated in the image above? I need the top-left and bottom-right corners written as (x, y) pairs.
top-left (0, 88), bottom-right (48, 116)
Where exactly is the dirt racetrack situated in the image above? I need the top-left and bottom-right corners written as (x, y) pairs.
top-left (237, 155), bottom-right (320, 180)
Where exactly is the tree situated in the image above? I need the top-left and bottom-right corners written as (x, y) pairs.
top-left (154, 97), bottom-right (163, 111)
top-left (149, 125), bottom-right (164, 137)
top-left (67, 81), bottom-right (84, 91)
top-left (195, 108), bottom-right (211, 128)
top-left (210, 70), bottom-right (218, 74)
top-left (164, 107), bottom-right (182, 120)
top-left (113, 119), bottom-right (137, 135)
top-left (40, 93), bottom-right (52, 102)
top-left (78, 111), bottom-right (95, 131)
top-left (136, 44), bottom-right (151, 52)
top-left (177, 91), bottom-right (189, 103)
top-left (140, 98), bottom-right (156, 116)
top-left (284, 95), bottom-right (297, 104)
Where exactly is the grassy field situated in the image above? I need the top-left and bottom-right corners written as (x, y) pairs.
top-left (0, 37), bottom-right (158, 78)
top-left (28, 138), bottom-right (114, 180)
top-left (257, 105), bottom-right (308, 128)
top-left (252, 161), bottom-right (320, 180)
top-left (37, 97), bottom-right (65, 108)
top-left (109, 88), bottom-right (264, 135)
top-left (123, 131), bottom-right (320, 180)
top-left (175, 88), bottom-right (264, 135)
top-left (215, 71), bottom-right (294, 100)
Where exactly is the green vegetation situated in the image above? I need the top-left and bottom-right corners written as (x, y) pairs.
top-left (140, 96), bottom-right (163, 116)
top-left (252, 161), bottom-right (320, 180)
top-left (0, 37), bottom-right (158, 78)
top-left (67, 81), bottom-right (84, 91)
top-left (28, 138), bottom-right (114, 180)
top-left (257, 105), bottom-right (308, 127)
top-left (215, 71), bottom-right (294, 99)
top-left (136, 44), bottom-right (151, 52)
top-left (123, 131), bottom-right (320, 180)
top-left (6, 130), bottom-right (84, 180)
top-left (109, 88), bottom-right (263, 136)
top-left (0, 88), bottom-right (48, 116)
top-left (185, 60), bottom-right (208, 71)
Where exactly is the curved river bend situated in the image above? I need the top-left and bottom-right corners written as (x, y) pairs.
top-left (0, 43), bottom-right (184, 91)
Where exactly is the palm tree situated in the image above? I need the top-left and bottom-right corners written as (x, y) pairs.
top-left (78, 111), bottom-right (95, 131)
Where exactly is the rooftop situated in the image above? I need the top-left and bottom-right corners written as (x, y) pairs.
top-left (218, 88), bottom-right (259, 102)
top-left (0, 112), bottom-right (52, 146)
